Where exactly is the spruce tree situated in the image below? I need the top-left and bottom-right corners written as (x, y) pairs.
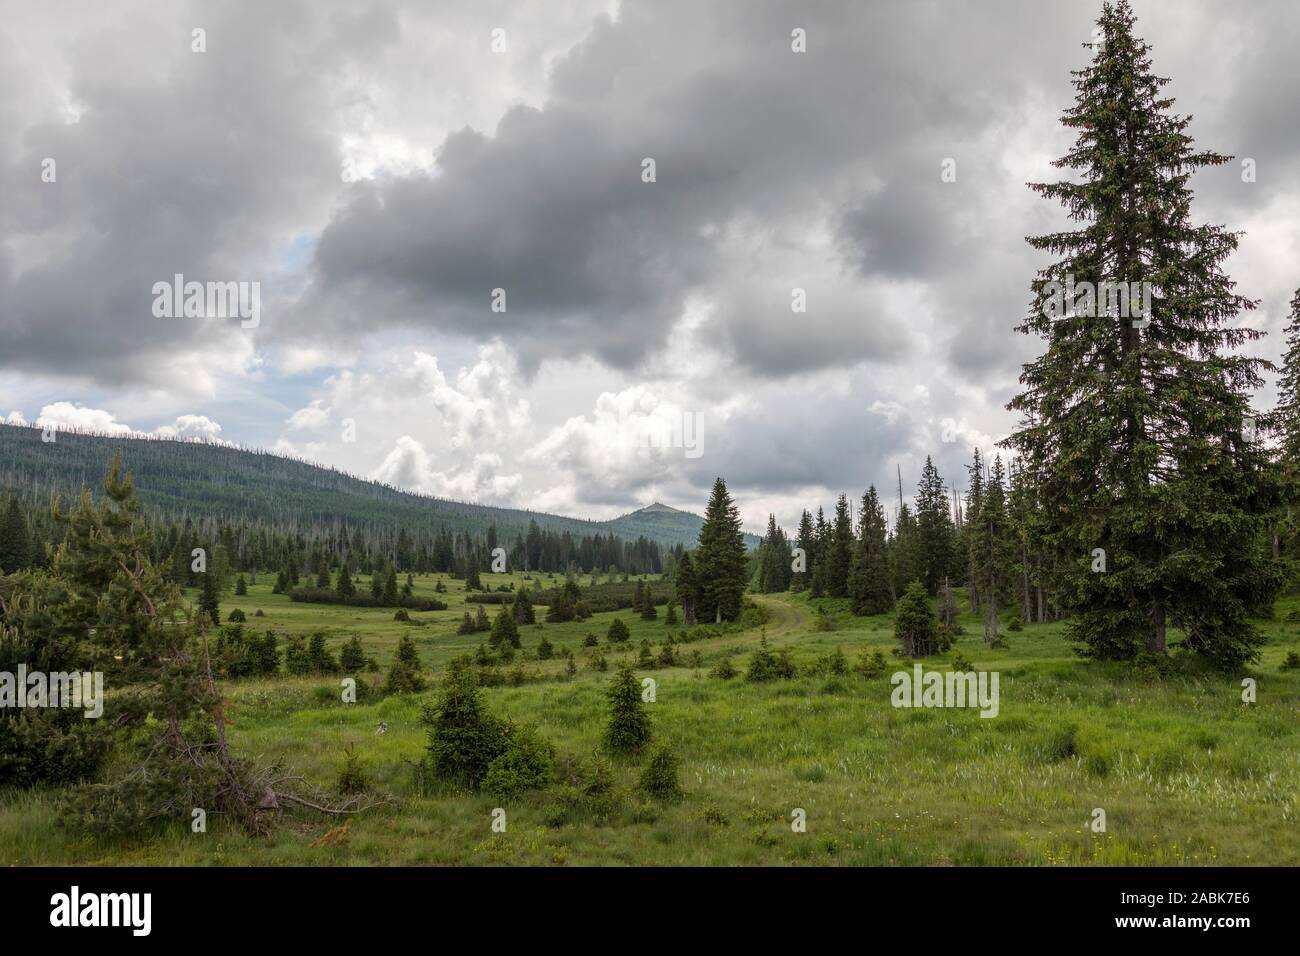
top-left (825, 495), bottom-right (854, 598)
top-left (603, 663), bottom-right (652, 755)
top-left (0, 496), bottom-right (31, 574)
top-left (1005, 0), bottom-right (1278, 667)
top-left (963, 449), bottom-right (986, 612)
top-left (791, 509), bottom-right (814, 591)
top-left (809, 507), bottom-right (829, 598)
top-left (674, 552), bottom-right (700, 626)
top-left (915, 456), bottom-right (957, 594)
top-left (198, 569), bottom-right (220, 626)
top-left (972, 455), bottom-right (1014, 644)
top-left (694, 478), bottom-right (748, 623)
top-left (895, 580), bottom-right (939, 658)
top-left (490, 605), bottom-right (521, 649)
top-left (512, 586), bottom-right (535, 625)
top-left (1272, 287), bottom-right (1300, 563)
top-left (848, 486), bottom-right (893, 616)
top-left (336, 561), bottom-right (356, 599)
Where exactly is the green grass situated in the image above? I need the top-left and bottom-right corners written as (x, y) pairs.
top-left (3, 574), bottom-right (1299, 866)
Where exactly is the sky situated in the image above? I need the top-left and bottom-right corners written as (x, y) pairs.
top-left (2, 0), bottom-right (1298, 534)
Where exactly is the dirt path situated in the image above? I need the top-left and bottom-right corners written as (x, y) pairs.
top-left (749, 592), bottom-right (809, 638)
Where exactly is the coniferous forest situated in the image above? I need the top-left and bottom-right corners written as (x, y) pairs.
top-left (2, 0), bottom-right (1299, 924)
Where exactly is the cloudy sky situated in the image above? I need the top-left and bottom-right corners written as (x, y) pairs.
top-left (2, 0), bottom-right (1298, 533)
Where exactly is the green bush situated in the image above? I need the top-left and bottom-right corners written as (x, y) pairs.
top-left (639, 741), bottom-right (684, 801)
top-left (482, 724), bottom-right (555, 799)
top-left (607, 618), bottom-right (631, 644)
top-left (421, 662), bottom-right (510, 788)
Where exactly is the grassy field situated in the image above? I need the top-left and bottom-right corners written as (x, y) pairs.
top-left (3, 570), bottom-right (1299, 866)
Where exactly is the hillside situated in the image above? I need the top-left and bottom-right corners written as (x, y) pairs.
top-left (0, 423), bottom-right (751, 549)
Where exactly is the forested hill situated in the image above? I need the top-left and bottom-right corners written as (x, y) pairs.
top-left (0, 423), bottom-right (744, 548)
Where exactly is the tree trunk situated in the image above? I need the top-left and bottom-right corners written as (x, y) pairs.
top-left (1148, 595), bottom-right (1167, 654)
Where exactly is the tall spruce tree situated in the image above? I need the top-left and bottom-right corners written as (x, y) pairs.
top-left (847, 486), bottom-right (893, 616)
top-left (1005, 0), bottom-right (1278, 667)
top-left (825, 495), bottom-right (855, 598)
top-left (915, 456), bottom-right (957, 594)
top-left (791, 509), bottom-right (814, 591)
top-left (809, 507), bottom-right (829, 598)
top-left (674, 551), bottom-right (700, 626)
top-left (1271, 287), bottom-right (1300, 564)
top-left (972, 455), bottom-right (1013, 644)
top-left (694, 478), bottom-right (748, 623)
top-left (962, 448), bottom-right (986, 612)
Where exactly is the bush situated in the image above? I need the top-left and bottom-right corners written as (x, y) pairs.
top-left (588, 649), bottom-right (608, 672)
top-left (604, 664), bottom-right (652, 755)
top-left (746, 637), bottom-right (796, 682)
top-left (895, 580), bottom-right (939, 657)
top-left (254, 608), bottom-right (265, 617)
top-left (951, 651), bottom-right (973, 672)
top-left (234, 576), bottom-right (248, 596)
top-left (287, 588), bottom-right (446, 612)
top-left (284, 634), bottom-right (312, 676)
top-left (339, 634), bottom-right (366, 673)
top-left (336, 744), bottom-right (371, 795)
top-left (421, 662), bottom-right (510, 788)
top-left (393, 608), bottom-right (411, 622)
top-left (583, 633), bottom-right (599, 647)
top-left (490, 606), bottom-right (521, 650)
top-left (607, 618), bottom-right (631, 644)
top-left (855, 648), bottom-right (887, 678)
top-left (1281, 651), bottom-right (1300, 671)
top-left (482, 724), bottom-right (555, 799)
top-left (537, 635), bottom-right (554, 660)
top-left (308, 632), bottom-right (339, 674)
top-left (816, 647), bottom-right (848, 676)
top-left (710, 656), bottom-right (737, 679)
top-left (227, 608), bottom-right (246, 623)
top-left (639, 741), bottom-right (683, 801)
top-left (384, 634), bottom-right (426, 694)
top-left (637, 639), bottom-right (655, 669)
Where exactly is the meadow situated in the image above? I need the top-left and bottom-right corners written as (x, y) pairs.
top-left (2, 571), bottom-right (1298, 866)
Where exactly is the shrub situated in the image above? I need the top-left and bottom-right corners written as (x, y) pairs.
top-left (607, 618), bottom-right (630, 644)
top-left (746, 637), bottom-right (796, 682)
top-left (483, 724), bottom-right (555, 799)
top-left (490, 606), bottom-right (521, 650)
top-left (384, 634), bottom-right (426, 694)
top-left (284, 634), bottom-right (312, 676)
top-left (234, 576), bottom-right (248, 596)
top-left (950, 651), bottom-right (973, 672)
top-left (816, 647), bottom-right (848, 676)
top-left (537, 635), bottom-right (554, 660)
top-left (254, 608), bottom-right (265, 617)
top-left (588, 649), bottom-right (608, 672)
top-left (336, 744), bottom-right (371, 795)
top-left (339, 634), bottom-right (366, 673)
top-left (604, 664), bottom-right (652, 755)
top-left (639, 741), bottom-right (683, 801)
top-left (855, 649), bottom-right (887, 678)
top-left (227, 608), bottom-right (246, 623)
top-left (583, 633), bottom-right (599, 647)
top-left (637, 639), bottom-right (655, 669)
top-left (656, 642), bottom-right (677, 668)
top-left (711, 656), bottom-right (737, 679)
top-left (421, 662), bottom-right (510, 788)
top-left (1281, 651), bottom-right (1300, 671)
top-left (812, 607), bottom-right (836, 632)
top-left (456, 612), bottom-right (476, 635)
top-left (393, 608), bottom-right (411, 622)
top-left (895, 580), bottom-right (939, 657)
top-left (308, 632), bottom-right (339, 674)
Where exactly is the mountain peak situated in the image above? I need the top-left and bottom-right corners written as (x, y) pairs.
top-left (636, 501), bottom-right (684, 514)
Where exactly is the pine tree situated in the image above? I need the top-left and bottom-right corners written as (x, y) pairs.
top-left (234, 574), bottom-right (248, 597)
top-left (336, 561), bottom-right (356, 599)
top-left (198, 569), bottom-right (220, 626)
top-left (512, 586), bottom-right (535, 625)
top-left (1005, 0), bottom-right (1278, 667)
top-left (604, 663), bottom-right (652, 755)
top-left (848, 486), bottom-right (893, 615)
top-left (674, 552), bottom-right (699, 626)
top-left (1272, 287), bottom-right (1300, 563)
top-left (791, 509), bottom-right (814, 591)
top-left (641, 586), bottom-right (658, 620)
top-left (490, 605), bottom-right (520, 649)
top-left (962, 448), bottom-right (986, 611)
top-left (809, 507), bottom-right (829, 598)
top-left (895, 580), bottom-right (939, 658)
top-left (915, 456), bottom-right (957, 594)
top-left (972, 455), bottom-right (1013, 644)
top-left (0, 496), bottom-right (31, 574)
top-left (694, 478), bottom-right (748, 623)
top-left (888, 504), bottom-right (924, 599)
top-left (825, 495), bottom-right (854, 598)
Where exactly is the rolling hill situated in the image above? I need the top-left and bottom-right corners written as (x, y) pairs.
top-left (0, 423), bottom-right (756, 549)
